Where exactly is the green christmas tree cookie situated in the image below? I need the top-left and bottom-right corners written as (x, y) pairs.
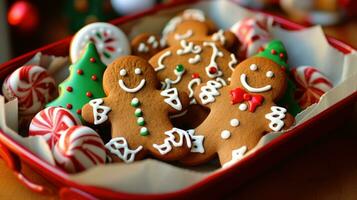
top-left (255, 40), bottom-right (302, 116)
top-left (47, 42), bottom-right (107, 120)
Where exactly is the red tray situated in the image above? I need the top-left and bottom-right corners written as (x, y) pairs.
top-left (0, 1), bottom-right (356, 199)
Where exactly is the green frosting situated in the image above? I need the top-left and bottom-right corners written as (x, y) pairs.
top-left (47, 42), bottom-right (107, 120)
top-left (255, 40), bottom-right (302, 116)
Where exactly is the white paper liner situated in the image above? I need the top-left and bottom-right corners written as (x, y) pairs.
top-left (0, 0), bottom-right (356, 194)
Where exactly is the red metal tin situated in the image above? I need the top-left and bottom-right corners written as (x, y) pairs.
top-left (0, 1), bottom-right (356, 199)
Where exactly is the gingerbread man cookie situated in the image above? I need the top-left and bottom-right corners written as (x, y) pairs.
top-left (131, 33), bottom-right (165, 60)
top-left (82, 56), bottom-right (192, 163)
top-left (181, 56), bottom-right (295, 167)
top-left (149, 40), bottom-right (238, 128)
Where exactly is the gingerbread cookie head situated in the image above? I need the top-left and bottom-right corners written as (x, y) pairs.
top-left (102, 55), bottom-right (160, 96)
top-left (230, 57), bottom-right (287, 101)
top-left (82, 56), bottom-right (192, 163)
top-left (131, 33), bottom-right (165, 60)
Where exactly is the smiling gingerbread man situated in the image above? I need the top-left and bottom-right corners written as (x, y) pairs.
top-left (181, 55), bottom-right (295, 167)
top-left (81, 56), bottom-right (192, 163)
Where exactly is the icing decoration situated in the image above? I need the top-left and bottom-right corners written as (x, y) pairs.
top-left (89, 99), bottom-right (111, 125)
top-left (105, 137), bottom-right (143, 163)
top-left (240, 74), bottom-right (272, 93)
top-left (188, 77), bottom-right (202, 99)
top-left (230, 87), bottom-right (264, 112)
top-left (220, 130), bottom-right (231, 140)
top-left (140, 127), bottom-right (149, 136)
top-left (291, 66), bottom-right (333, 109)
top-left (211, 29), bottom-right (226, 45)
top-left (137, 117), bottom-right (145, 126)
top-left (182, 9), bottom-right (205, 22)
top-left (249, 64), bottom-right (258, 71)
top-left (134, 68), bottom-right (142, 75)
top-left (53, 125), bottom-right (106, 173)
top-left (187, 129), bottom-right (205, 153)
top-left (222, 146), bottom-right (247, 168)
top-left (119, 78), bottom-right (146, 93)
top-left (215, 77), bottom-right (227, 86)
top-left (203, 42), bottom-right (224, 78)
top-left (131, 97), bottom-right (140, 107)
top-left (265, 106), bottom-right (287, 131)
top-left (188, 54), bottom-right (201, 64)
top-left (153, 128), bottom-right (191, 155)
top-left (160, 88), bottom-right (182, 111)
top-left (120, 69), bottom-right (127, 76)
top-left (199, 80), bottom-right (223, 105)
top-left (169, 109), bottom-right (188, 119)
top-left (29, 107), bottom-right (81, 148)
top-left (174, 29), bottom-right (193, 40)
top-left (230, 118), bottom-right (240, 127)
top-left (266, 71), bottom-right (274, 78)
top-left (162, 65), bottom-right (185, 90)
top-left (239, 103), bottom-right (247, 111)
top-left (134, 108), bottom-right (142, 117)
top-left (70, 22), bottom-right (130, 65)
top-left (177, 40), bottom-right (202, 55)
top-left (147, 35), bottom-right (159, 48)
top-left (2, 65), bottom-right (56, 115)
top-left (137, 43), bottom-right (149, 53)
top-left (228, 54), bottom-right (238, 71)
top-left (47, 43), bottom-right (107, 121)
top-left (155, 50), bottom-right (172, 72)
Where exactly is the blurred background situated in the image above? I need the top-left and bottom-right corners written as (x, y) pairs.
top-left (0, 0), bottom-right (356, 64)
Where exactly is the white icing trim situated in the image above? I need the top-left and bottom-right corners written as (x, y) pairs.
top-left (265, 106), bottom-right (287, 132)
top-left (134, 68), bottom-right (142, 75)
top-left (211, 29), bottom-right (226, 45)
top-left (153, 128), bottom-right (192, 155)
top-left (228, 54), bottom-right (238, 71)
top-left (266, 71), bottom-right (274, 78)
top-left (105, 137), bottom-right (143, 163)
top-left (118, 79), bottom-right (146, 93)
top-left (220, 130), bottom-right (231, 140)
top-left (249, 64), bottom-right (258, 71)
top-left (215, 77), bottom-right (227, 86)
top-left (182, 9), bottom-right (205, 22)
top-left (240, 74), bottom-right (271, 93)
top-left (230, 118), bottom-right (239, 127)
top-left (188, 54), bottom-right (201, 64)
top-left (174, 29), bottom-right (193, 40)
top-left (199, 80), bottom-right (223, 105)
top-left (203, 42), bottom-right (224, 78)
top-left (147, 35), bottom-right (159, 49)
top-left (176, 40), bottom-right (202, 55)
top-left (160, 88), bottom-right (182, 111)
top-left (187, 129), bottom-right (204, 153)
top-left (162, 68), bottom-right (185, 90)
top-left (89, 99), bottom-right (111, 125)
top-left (188, 78), bottom-right (201, 99)
top-left (239, 103), bottom-right (247, 111)
top-left (169, 109), bottom-right (188, 119)
top-left (120, 69), bottom-right (127, 76)
top-left (222, 146), bottom-right (247, 168)
top-left (137, 43), bottom-right (149, 53)
top-left (155, 51), bottom-right (172, 72)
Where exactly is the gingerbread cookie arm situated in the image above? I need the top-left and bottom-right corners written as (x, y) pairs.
top-left (159, 88), bottom-right (189, 114)
top-left (193, 80), bottom-right (225, 108)
top-left (264, 105), bottom-right (295, 132)
top-left (82, 98), bottom-right (112, 125)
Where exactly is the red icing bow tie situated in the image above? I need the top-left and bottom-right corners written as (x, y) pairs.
top-left (230, 87), bottom-right (264, 112)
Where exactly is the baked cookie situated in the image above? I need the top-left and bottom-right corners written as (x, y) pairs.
top-left (149, 40), bottom-right (238, 128)
top-left (81, 56), bottom-right (192, 163)
top-left (131, 33), bottom-right (165, 60)
top-left (181, 56), bottom-right (295, 167)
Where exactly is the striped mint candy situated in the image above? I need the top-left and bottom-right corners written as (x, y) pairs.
top-left (53, 125), bottom-right (106, 173)
top-left (29, 107), bottom-right (81, 148)
top-left (291, 66), bottom-right (333, 109)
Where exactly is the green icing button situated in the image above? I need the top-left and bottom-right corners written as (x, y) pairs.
top-left (140, 127), bottom-right (149, 136)
top-left (131, 97), bottom-right (140, 107)
top-left (137, 117), bottom-right (145, 126)
top-left (175, 64), bottom-right (184, 73)
top-left (135, 108), bottom-right (143, 117)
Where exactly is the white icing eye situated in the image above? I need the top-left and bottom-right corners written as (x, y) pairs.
top-left (266, 71), bottom-right (274, 78)
top-left (134, 68), bottom-right (142, 75)
top-left (249, 64), bottom-right (258, 71)
top-left (119, 69), bottom-right (127, 76)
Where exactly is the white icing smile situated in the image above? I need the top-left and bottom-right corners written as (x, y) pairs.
top-left (119, 79), bottom-right (146, 93)
top-left (240, 74), bottom-right (271, 93)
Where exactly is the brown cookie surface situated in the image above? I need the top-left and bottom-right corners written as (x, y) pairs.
top-left (181, 57), bottom-right (295, 167)
top-left (82, 56), bottom-right (192, 163)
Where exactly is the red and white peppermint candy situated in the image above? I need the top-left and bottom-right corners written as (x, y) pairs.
top-left (29, 107), bottom-right (81, 148)
top-left (291, 66), bottom-right (333, 109)
top-left (53, 126), bottom-right (106, 173)
top-left (230, 16), bottom-right (275, 59)
top-left (2, 65), bottom-right (56, 114)
top-left (70, 22), bottom-right (130, 65)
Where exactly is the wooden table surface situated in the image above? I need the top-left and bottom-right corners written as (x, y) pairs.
top-left (0, 11), bottom-right (356, 200)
